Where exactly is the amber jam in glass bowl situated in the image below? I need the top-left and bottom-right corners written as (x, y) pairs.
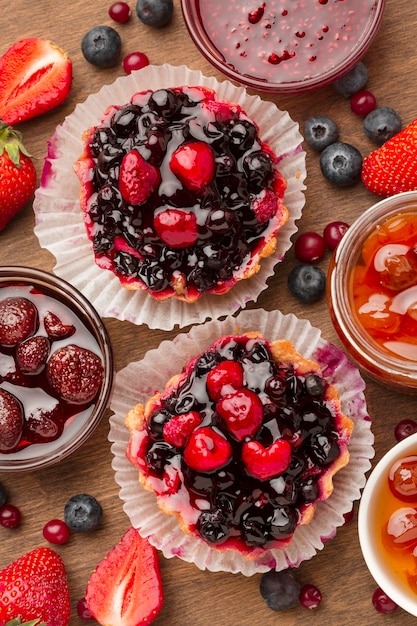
top-left (327, 192), bottom-right (417, 394)
top-left (180, 0), bottom-right (386, 94)
top-left (0, 267), bottom-right (114, 472)
top-left (359, 433), bottom-right (417, 617)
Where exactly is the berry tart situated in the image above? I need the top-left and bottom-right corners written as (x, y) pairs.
top-left (73, 85), bottom-right (288, 303)
top-left (125, 330), bottom-right (354, 558)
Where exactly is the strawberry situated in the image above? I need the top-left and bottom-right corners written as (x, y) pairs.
top-left (86, 526), bottom-right (163, 626)
top-left (46, 344), bottom-right (104, 404)
top-left (252, 189), bottom-right (279, 224)
top-left (216, 388), bottom-right (263, 441)
top-left (119, 149), bottom-right (160, 205)
top-left (0, 123), bottom-right (37, 231)
top-left (362, 118), bottom-right (417, 196)
top-left (242, 439), bottom-right (292, 480)
top-left (183, 426), bottom-right (232, 472)
top-left (0, 297), bottom-right (38, 347)
top-left (0, 546), bottom-right (70, 626)
top-left (0, 38), bottom-right (72, 125)
top-left (162, 411), bottom-right (202, 448)
top-left (206, 361), bottom-right (244, 401)
top-left (43, 311), bottom-right (75, 341)
top-left (170, 141), bottom-right (215, 192)
top-left (0, 388), bottom-right (23, 452)
top-left (153, 208), bottom-right (198, 248)
top-left (16, 336), bottom-right (50, 374)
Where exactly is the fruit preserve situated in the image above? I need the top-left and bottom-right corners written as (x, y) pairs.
top-left (181, 0), bottom-right (386, 93)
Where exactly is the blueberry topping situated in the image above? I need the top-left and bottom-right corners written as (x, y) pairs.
top-left (319, 142), bottom-right (362, 187)
top-left (304, 115), bottom-right (339, 151)
top-left (332, 61), bottom-right (368, 97)
top-left (64, 494), bottom-right (103, 532)
top-left (136, 0), bottom-right (173, 27)
top-left (363, 107), bottom-right (402, 145)
top-left (287, 264), bottom-right (326, 303)
top-left (81, 26), bottom-right (122, 68)
top-left (260, 569), bottom-right (301, 611)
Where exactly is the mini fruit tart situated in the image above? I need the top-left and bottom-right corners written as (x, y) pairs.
top-left (125, 331), bottom-right (354, 558)
top-left (74, 86), bottom-right (288, 303)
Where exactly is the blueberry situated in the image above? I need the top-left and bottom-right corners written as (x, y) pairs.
top-left (260, 569), bottom-right (301, 611)
top-left (364, 107), bottom-right (402, 145)
top-left (64, 494), bottom-right (102, 532)
top-left (81, 26), bottom-right (122, 68)
top-left (287, 264), bottom-right (326, 303)
top-left (332, 61), bottom-right (368, 97)
top-left (304, 115), bottom-right (339, 151)
top-left (136, 0), bottom-right (173, 27)
top-left (319, 142), bottom-right (362, 187)
top-left (0, 482), bottom-right (7, 508)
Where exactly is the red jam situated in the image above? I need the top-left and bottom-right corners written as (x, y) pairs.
top-left (197, 0), bottom-right (379, 85)
top-left (350, 211), bottom-right (417, 362)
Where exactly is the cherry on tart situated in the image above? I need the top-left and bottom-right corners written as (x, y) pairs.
top-left (125, 332), bottom-right (354, 557)
top-left (74, 86), bottom-right (288, 302)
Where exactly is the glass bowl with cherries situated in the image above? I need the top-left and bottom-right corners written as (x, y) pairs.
top-left (180, 0), bottom-right (386, 94)
top-left (0, 266), bottom-right (114, 472)
top-left (327, 191), bottom-right (417, 394)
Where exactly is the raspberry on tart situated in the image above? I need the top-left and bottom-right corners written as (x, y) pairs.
top-left (125, 332), bottom-right (354, 558)
top-left (74, 86), bottom-right (288, 303)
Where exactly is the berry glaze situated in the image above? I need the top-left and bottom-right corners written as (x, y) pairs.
top-left (74, 86), bottom-right (288, 302)
top-left (195, 0), bottom-right (381, 89)
top-left (0, 282), bottom-right (104, 454)
top-left (126, 333), bottom-right (353, 556)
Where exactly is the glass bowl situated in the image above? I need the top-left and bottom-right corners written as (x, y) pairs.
top-left (180, 0), bottom-right (386, 94)
top-left (327, 191), bottom-right (417, 394)
top-left (358, 433), bottom-right (417, 616)
top-left (0, 266), bottom-right (114, 472)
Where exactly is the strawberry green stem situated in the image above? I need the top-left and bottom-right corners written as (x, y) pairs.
top-left (0, 119), bottom-right (32, 166)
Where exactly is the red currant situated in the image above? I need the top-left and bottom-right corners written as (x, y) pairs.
top-left (123, 51), bottom-right (150, 74)
top-left (395, 419), bottom-right (417, 442)
top-left (323, 221), bottom-right (349, 250)
top-left (299, 583), bottom-right (322, 609)
top-left (0, 503), bottom-right (21, 528)
top-left (372, 587), bottom-right (398, 614)
top-left (109, 2), bottom-right (131, 23)
top-left (294, 231), bottom-right (325, 263)
top-left (350, 90), bottom-right (377, 117)
top-left (43, 518), bottom-right (71, 544)
top-left (77, 597), bottom-right (94, 620)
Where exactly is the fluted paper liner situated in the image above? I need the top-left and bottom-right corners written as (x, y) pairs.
top-left (109, 309), bottom-right (374, 575)
top-left (33, 64), bottom-right (306, 330)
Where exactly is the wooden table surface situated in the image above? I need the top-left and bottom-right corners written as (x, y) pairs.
top-left (1, 0), bottom-right (417, 624)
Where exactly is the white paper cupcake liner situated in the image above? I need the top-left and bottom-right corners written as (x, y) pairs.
top-left (33, 64), bottom-right (306, 330)
top-left (109, 309), bottom-right (374, 575)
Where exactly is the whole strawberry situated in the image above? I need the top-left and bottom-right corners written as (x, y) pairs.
top-left (0, 122), bottom-right (36, 231)
top-left (361, 117), bottom-right (417, 196)
top-left (0, 547), bottom-right (71, 625)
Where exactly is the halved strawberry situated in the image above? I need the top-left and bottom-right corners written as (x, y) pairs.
top-left (183, 426), bottom-right (232, 472)
top-left (153, 208), bottom-right (198, 248)
top-left (216, 388), bottom-right (263, 441)
top-left (0, 38), bottom-right (72, 125)
top-left (119, 149), bottom-right (160, 205)
top-left (170, 141), bottom-right (215, 192)
top-left (86, 526), bottom-right (163, 626)
top-left (242, 439), bottom-right (292, 480)
top-left (163, 411), bottom-right (202, 448)
top-left (206, 361), bottom-right (244, 401)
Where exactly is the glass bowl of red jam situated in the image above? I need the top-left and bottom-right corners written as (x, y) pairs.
top-left (359, 433), bottom-right (417, 616)
top-left (0, 267), bottom-right (114, 472)
top-left (328, 191), bottom-right (417, 394)
top-left (180, 0), bottom-right (386, 94)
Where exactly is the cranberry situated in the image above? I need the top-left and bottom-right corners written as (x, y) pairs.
top-left (0, 503), bottom-right (21, 528)
top-left (123, 51), bottom-right (150, 74)
top-left (77, 597), bottom-right (94, 620)
top-left (109, 1), bottom-right (131, 22)
top-left (372, 587), bottom-right (398, 614)
top-left (43, 518), bottom-right (71, 544)
top-left (299, 583), bottom-right (322, 609)
top-left (395, 419), bottom-right (417, 442)
top-left (350, 90), bottom-right (377, 117)
top-left (323, 221), bottom-right (349, 250)
top-left (294, 231), bottom-right (325, 263)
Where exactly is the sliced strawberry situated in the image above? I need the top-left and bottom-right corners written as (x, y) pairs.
top-left (16, 335), bottom-right (50, 374)
top-left (47, 344), bottom-right (104, 404)
top-left (119, 149), bottom-right (160, 205)
top-left (0, 546), bottom-right (70, 625)
top-left (242, 439), bottom-right (292, 480)
top-left (86, 526), bottom-right (163, 626)
top-left (154, 208), bottom-right (198, 248)
top-left (44, 310), bottom-right (75, 341)
top-left (0, 388), bottom-right (23, 452)
top-left (163, 411), bottom-right (202, 448)
top-left (0, 297), bottom-right (38, 347)
top-left (0, 38), bottom-right (72, 125)
top-left (216, 388), bottom-right (263, 441)
top-left (170, 141), bottom-right (215, 192)
top-left (206, 360), bottom-right (244, 401)
top-left (183, 426), bottom-right (232, 472)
